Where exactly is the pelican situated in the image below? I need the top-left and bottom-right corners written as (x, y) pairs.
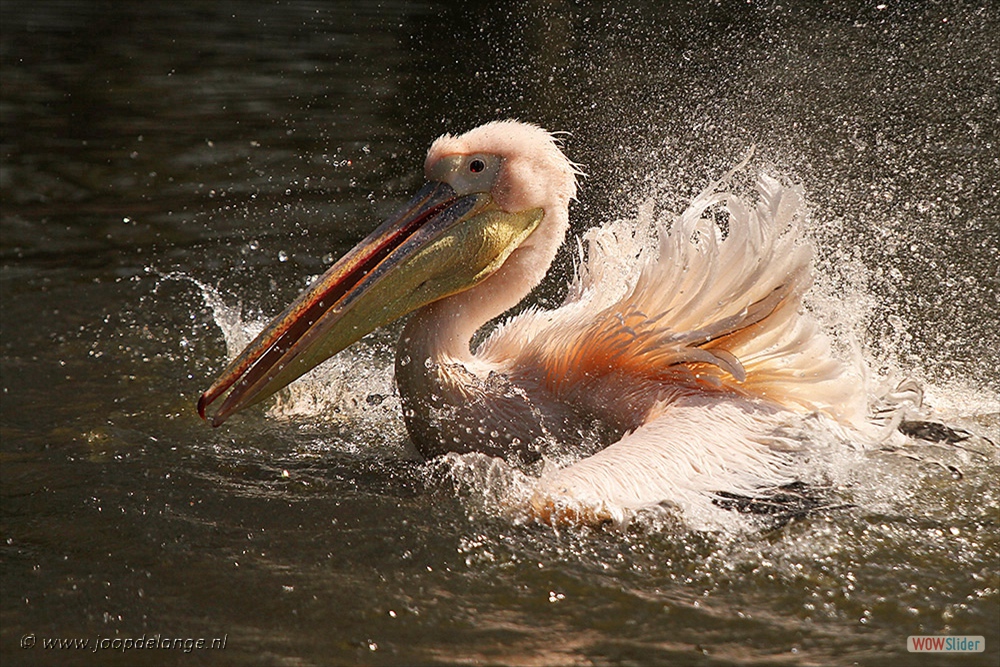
top-left (198, 120), bottom-right (869, 524)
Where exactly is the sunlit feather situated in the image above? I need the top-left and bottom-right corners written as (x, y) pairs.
top-left (200, 120), bottom-right (870, 524)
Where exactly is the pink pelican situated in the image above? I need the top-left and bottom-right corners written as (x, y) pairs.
top-left (198, 120), bottom-right (867, 524)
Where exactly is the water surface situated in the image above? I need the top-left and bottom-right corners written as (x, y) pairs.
top-left (2, 2), bottom-right (998, 665)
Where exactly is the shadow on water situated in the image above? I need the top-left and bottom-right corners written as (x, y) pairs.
top-left (2, 1), bottom-right (998, 665)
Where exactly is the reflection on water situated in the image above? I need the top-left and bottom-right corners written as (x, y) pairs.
top-left (2, 2), bottom-right (998, 666)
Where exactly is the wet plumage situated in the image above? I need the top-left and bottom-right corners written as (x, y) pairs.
top-left (199, 121), bottom-right (868, 524)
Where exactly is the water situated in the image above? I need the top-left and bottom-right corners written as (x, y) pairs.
top-left (2, 1), bottom-right (998, 665)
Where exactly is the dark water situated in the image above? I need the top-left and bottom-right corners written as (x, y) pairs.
top-left (2, 1), bottom-right (998, 665)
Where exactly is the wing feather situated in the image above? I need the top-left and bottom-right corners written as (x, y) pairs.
top-left (480, 172), bottom-right (865, 425)
top-left (530, 397), bottom-right (797, 524)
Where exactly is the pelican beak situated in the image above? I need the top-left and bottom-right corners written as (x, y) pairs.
top-left (198, 180), bottom-right (543, 426)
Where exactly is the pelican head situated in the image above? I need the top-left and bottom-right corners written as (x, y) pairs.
top-left (199, 121), bottom-right (578, 426)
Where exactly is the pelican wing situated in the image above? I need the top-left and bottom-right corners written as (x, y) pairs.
top-left (530, 395), bottom-right (797, 523)
top-left (480, 174), bottom-right (865, 425)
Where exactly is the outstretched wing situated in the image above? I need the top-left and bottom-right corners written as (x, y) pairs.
top-left (479, 173), bottom-right (865, 426)
top-left (530, 395), bottom-right (799, 524)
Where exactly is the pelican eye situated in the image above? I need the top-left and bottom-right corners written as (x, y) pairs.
top-left (469, 159), bottom-right (486, 173)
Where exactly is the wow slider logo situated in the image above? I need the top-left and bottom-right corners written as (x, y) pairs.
top-left (908, 636), bottom-right (985, 653)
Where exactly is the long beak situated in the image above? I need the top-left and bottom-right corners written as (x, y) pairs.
top-left (198, 181), bottom-right (542, 426)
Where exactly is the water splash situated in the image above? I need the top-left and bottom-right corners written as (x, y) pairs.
top-left (184, 165), bottom-right (997, 531)
top-left (163, 270), bottom-right (407, 449)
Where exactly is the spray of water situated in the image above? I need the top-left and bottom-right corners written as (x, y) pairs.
top-left (187, 166), bottom-right (997, 531)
